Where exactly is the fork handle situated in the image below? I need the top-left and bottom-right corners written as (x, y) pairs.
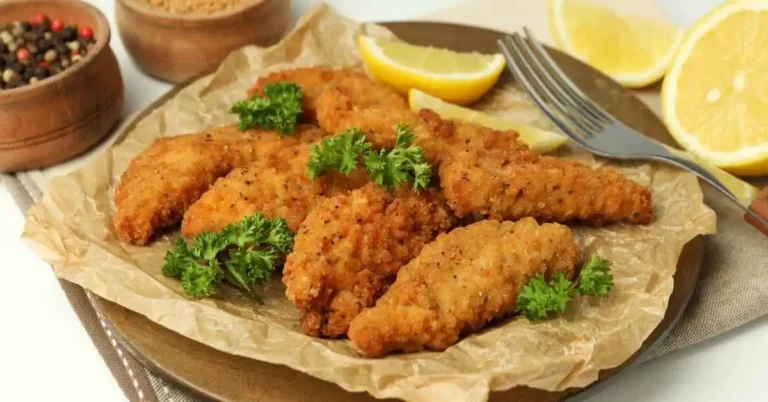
top-left (746, 187), bottom-right (768, 234)
top-left (658, 152), bottom-right (768, 235)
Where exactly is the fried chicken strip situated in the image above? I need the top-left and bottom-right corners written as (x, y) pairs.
top-left (316, 87), bottom-right (533, 164)
top-left (283, 183), bottom-right (456, 338)
top-left (247, 67), bottom-right (409, 123)
top-left (316, 87), bottom-right (653, 225)
top-left (181, 143), bottom-right (369, 237)
top-left (113, 124), bottom-right (329, 245)
top-left (439, 149), bottom-right (654, 225)
top-left (348, 218), bottom-right (578, 357)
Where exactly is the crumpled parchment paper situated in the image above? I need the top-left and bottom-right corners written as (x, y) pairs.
top-left (22, 4), bottom-right (717, 402)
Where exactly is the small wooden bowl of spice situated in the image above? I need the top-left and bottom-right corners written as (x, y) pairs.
top-left (0, 0), bottom-right (124, 172)
top-left (116, 0), bottom-right (291, 83)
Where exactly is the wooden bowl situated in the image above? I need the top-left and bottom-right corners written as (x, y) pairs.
top-left (115, 0), bottom-right (291, 83)
top-left (0, 0), bottom-right (124, 172)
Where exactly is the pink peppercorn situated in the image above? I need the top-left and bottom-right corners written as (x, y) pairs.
top-left (15, 48), bottom-right (30, 63)
top-left (79, 26), bottom-right (94, 40)
top-left (51, 19), bottom-right (64, 32)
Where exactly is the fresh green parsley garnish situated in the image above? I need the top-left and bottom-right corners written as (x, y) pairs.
top-left (365, 124), bottom-right (432, 191)
top-left (306, 123), bottom-right (432, 191)
top-left (162, 213), bottom-right (295, 300)
top-left (517, 255), bottom-right (615, 320)
top-left (307, 128), bottom-right (371, 180)
top-left (577, 254), bottom-right (614, 296)
top-left (230, 82), bottom-right (303, 134)
top-left (517, 273), bottom-right (576, 320)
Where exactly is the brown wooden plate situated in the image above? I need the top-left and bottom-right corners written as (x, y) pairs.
top-left (94, 22), bottom-right (705, 402)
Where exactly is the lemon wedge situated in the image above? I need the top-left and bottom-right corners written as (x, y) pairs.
top-left (357, 35), bottom-right (506, 105)
top-left (662, 0), bottom-right (768, 176)
top-left (548, 0), bottom-right (683, 88)
top-left (408, 89), bottom-right (567, 153)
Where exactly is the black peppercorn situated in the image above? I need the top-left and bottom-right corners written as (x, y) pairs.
top-left (37, 39), bottom-right (51, 51)
top-left (62, 27), bottom-right (77, 42)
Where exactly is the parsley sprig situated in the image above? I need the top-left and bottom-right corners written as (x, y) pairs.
top-left (307, 123), bottom-right (432, 191)
top-left (577, 255), bottom-right (614, 296)
top-left (516, 255), bottom-right (615, 320)
top-left (162, 214), bottom-right (295, 300)
top-left (307, 128), bottom-right (371, 180)
top-left (365, 124), bottom-right (432, 191)
top-left (230, 82), bottom-right (303, 134)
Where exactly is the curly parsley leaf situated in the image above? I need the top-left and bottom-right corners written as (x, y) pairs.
top-left (222, 213), bottom-right (269, 248)
top-left (162, 237), bottom-right (195, 279)
top-left (577, 255), bottom-right (614, 296)
top-left (517, 273), bottom-right (576, 320)
top-left (181, 259), bottom-right (224, 299)
top-left (162, 213), bottom-right (295, 300)
top-left (263, 218), bottom-right (295, 254)
top-left (517, 255), bottom-right (616, 320)
top-left (230, 82), bottom-right (303, 134)
top-left (307, 128), bottom-right (371, 179)
top-left (363, 123), bottom-right (432, 191)
top-left (190, 231), bottom-right (228, 261)
top-left (306, 123), bottom-right (432, 191)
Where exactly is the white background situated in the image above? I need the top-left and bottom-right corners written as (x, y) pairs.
top-left (2, 0), bottom-right (767, 401)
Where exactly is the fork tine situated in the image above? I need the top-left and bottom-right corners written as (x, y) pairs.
top-left (522, 27), bottom-right (612, 123)
top-left (498, 36), bottom-right (590, 147)
top-left (501, 34), bottom-right (596, 138)
top-left (510, 34), bottom-right (603, 133)
top-left (515, 35), bottom-right (603, 131)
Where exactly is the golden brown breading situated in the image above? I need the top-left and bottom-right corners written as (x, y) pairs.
top-left (283, 183), bottom-right (456, 338)
top-left (348, 218), bottom-right (578, 357)
top-left (247, 67), bottom-right (409, 123)
top-left (181, 144), bottom-right (369, 237)
top-left (317, 87), bottom-right (653, 226)
top-left (316, 87), bottom-right (533, 164)
top-left (113, 124), bottom-right (329, 245)
top-left (439, 149), bottom-right (654, 225)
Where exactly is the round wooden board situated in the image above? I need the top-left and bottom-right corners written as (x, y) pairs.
top-left (94, 22), bottom-right (706, 402)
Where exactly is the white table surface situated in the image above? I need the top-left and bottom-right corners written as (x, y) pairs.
top-left (2, 1), bottom-right (767, 401)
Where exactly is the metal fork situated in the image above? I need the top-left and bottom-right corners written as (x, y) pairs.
top-left (497, 28), bottom-right (768, 233)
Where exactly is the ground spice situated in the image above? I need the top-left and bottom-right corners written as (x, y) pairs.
top-left (135, 0), bottom-right (253, 14)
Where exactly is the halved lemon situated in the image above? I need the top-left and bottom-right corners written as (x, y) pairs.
top-left (662, 0), bottom-right (768, 176)
top-left (408, 89), bottom-right (567, 154)
top-left (357, 35), bottom-right (506, 105)
top-left (549, 0), bottom-right (683, 88)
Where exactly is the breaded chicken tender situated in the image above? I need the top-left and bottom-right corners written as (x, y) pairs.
top-left (440, 149), bottom-right (654, 225)
top-left (113, 124), bottom-right (329, 245)
top-left (348, 218), bottom-right (578, 357)
top-left (283, 183), bottom-right (456, 338)
top-left (316, 87), bottom-right (533, 164)
top-left (247, 67), bottom-right (409, 123)
top-left (181, 143), bottom-right (369, 237)
top-left (316, 88), bottom-right (653, 226)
